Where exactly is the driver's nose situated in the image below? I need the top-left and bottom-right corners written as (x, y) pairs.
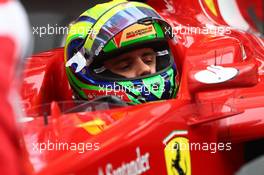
top-left (135, 57), bottom-right (151, 76)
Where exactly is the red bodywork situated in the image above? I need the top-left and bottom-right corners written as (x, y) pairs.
top-left (20, 0), bottom-right (264, 175)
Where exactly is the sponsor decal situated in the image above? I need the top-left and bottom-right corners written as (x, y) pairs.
top-left (98, 147), bottom-right (150, 175)
top-left (194, 65), bottom-right (239, 84)
top-left (163, 132), bottom-right (191, 175)
top-left (126, 26), bottom-right (153, 39)
top-left (118, 24), bottom-right (156, 46)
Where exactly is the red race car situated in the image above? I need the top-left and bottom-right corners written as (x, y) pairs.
top-left (19, 0), bottom-right (264, 175)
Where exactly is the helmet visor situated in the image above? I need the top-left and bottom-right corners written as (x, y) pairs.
top-left (84, 5), bottom-right (173, 59)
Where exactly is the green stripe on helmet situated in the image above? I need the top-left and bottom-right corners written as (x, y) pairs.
top-left (153, 22), bottom-right (165, 38)
top-left (168, 68), bottom-right (178, 98)
top-left (103, 39), bottom-right (118, 52)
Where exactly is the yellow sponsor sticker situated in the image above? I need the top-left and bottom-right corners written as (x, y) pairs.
top-left (164, 137), bottom-right (191, 175)
top-left (119, 23), bottom-right (156, 45)
top-left (78, 118), bottom-right (106, 135)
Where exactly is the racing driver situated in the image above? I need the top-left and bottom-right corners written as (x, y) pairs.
top-left (65, 0), bottom-right (179, 105)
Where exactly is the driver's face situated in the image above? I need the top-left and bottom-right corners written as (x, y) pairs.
top-left (104, 48), bottom-right (156, 78)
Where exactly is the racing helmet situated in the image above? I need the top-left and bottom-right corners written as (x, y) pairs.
top-left (65, 0), bottom-right (179, 105)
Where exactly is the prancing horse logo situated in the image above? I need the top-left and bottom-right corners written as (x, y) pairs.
top-left (164, 137), bottom-right (191, 175)
top-left (172, 142), bottom-right (187, 175)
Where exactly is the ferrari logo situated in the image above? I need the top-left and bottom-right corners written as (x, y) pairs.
top-left (164, 137), bottom-right (191, 175)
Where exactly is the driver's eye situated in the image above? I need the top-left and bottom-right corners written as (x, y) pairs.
top-left (116, 62), bottom-right (130, 71)
top-left (143, 57), bottom-right (153, 64)
top-left (142, 53), bottom-right (155, 65)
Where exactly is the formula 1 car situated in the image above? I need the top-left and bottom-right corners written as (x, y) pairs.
top-left (19, 0), bottom-right (264, 175)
